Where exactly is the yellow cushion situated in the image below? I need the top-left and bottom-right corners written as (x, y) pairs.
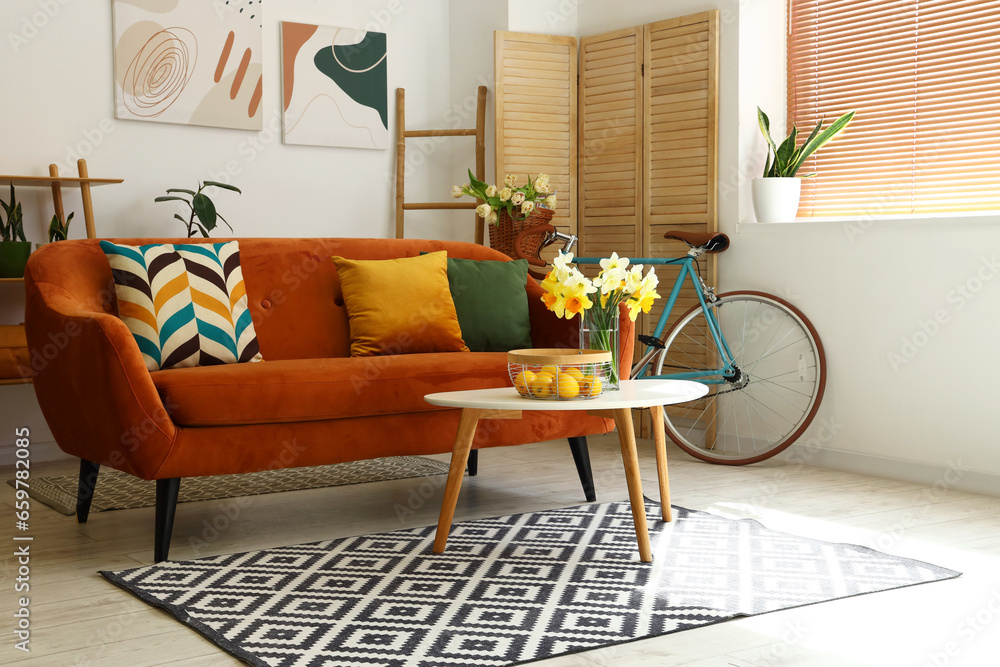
top-left (332, 251), bottom-right (469, 357)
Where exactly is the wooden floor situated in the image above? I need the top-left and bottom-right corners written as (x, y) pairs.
top-left (3, 435), bottom-right (999, 666)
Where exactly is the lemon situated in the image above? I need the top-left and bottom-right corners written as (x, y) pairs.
top-left (513, 370), bottom-right (536, 396)
top-left (580, 375), bottom-right (603, 397)
top-left (564, 367), bottom-right (584, 381)
top-left (530, 373), bottom-right (556, 398)
top-left (539, 365), bottom-right (560, 376)
top-left (555, 373), bottom-right (580, 399)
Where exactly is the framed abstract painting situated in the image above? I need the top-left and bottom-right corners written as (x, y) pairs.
top-left (281, 22), bottom-right (388, 150)
top-left (112, 0), bottom-right (264, 131)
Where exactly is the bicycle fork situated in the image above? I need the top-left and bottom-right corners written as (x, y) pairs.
top-left (637, 260), bottom-right (743, 387)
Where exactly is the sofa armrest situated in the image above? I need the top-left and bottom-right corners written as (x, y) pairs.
top-left (25, 279), bottom-right (177, 480)
top-left (526, 280), bottom-right (635, 379)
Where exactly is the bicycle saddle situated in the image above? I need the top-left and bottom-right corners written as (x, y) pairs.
top-left (662, 230), bottom-right (730, 253)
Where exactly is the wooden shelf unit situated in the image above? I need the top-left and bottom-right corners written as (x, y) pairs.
top-left (0, 158), bottom-right (123, 386)
top-left (0, 159), bottom-right (124, 239)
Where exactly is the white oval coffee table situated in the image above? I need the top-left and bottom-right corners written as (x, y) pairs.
top-left (424, 379), bottom-right (708, 562)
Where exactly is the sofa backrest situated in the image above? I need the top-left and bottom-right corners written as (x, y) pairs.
top-left (26, 237), bottom-right (530, 361)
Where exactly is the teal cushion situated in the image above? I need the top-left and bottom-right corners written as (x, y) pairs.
top-left (443, 256), bottom-right (532, 352)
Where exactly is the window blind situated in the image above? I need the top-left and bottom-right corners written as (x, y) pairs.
top-left (787, 0), bottom-right (1000, 217)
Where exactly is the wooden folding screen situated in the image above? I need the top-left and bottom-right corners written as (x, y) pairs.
top-left (497, 12), bottom-right (718, 337)
top-left (641, 13), bottom-right (719, 340)
top-left (494, 32), bottom-right (577, 241)
top-left (578, 28), bottom-right (644, 267)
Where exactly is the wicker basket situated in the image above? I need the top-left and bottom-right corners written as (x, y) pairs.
top-left (507, 348), bottom-right (613, 400)
top-left (488, 207), bottom-right (555, 264)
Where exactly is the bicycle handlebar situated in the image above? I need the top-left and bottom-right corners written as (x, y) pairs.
top-left (541, 230), bottom-right (578, 255)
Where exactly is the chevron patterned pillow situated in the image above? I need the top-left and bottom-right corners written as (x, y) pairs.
top-left (100, 241), bottom-right (263, 371)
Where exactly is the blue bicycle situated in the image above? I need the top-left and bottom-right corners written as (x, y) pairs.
top-left (541, 229), bottom-right (827, 465)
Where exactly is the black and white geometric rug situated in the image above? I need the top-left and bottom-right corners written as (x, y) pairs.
top-left (100, 501), bottom-right (960, 666)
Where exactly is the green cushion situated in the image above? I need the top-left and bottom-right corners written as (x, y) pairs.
top-left (443, 256), bottom-right (533, 352)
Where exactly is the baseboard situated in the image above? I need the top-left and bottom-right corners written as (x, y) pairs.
top-left (0, 439), bottom-right (72, 467)
top-left (779, 443), bottom-right (1000, 497)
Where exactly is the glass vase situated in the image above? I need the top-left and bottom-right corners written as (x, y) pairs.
top-left (579, 306), bottom-right (620, 390)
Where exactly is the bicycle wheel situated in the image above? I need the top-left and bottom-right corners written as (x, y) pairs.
top-left (653, 291), bottom-right (826, 465)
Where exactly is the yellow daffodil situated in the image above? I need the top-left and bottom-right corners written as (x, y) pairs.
top-left (564, 293), bottom-right (593, 317)
top-left (538, 252), bottom-right (659, 325)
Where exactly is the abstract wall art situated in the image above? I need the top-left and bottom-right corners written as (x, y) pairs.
top-left (281, 22), bottom-right (388, 150)
top-left (112, 0), bottom-right (263, 131)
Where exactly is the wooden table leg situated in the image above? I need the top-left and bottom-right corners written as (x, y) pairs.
top-left (433, 408), bottom-right (482, 553)
top-left (611, 408), bottom-right (652, 562)
top-left (650, 404), bottom-right (672, 522)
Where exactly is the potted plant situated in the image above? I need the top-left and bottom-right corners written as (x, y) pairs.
top-left (0, 185), bottom-right (31, 278)
top-left (48, 211), bottom-right (74, 242)
top-left (753, 107), bottom-right (855, 223)
top-left (452, 169), bottom-right (557, 257)
top-left (155, 181), bottom-right (241, 237)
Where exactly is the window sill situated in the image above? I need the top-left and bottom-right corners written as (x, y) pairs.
top-left (738, 212), bottom-right (1000, 233)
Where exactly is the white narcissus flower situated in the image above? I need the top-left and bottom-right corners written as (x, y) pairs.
top-left (511, 191), bottom-right (526, 205)
top-left (636, 266), bottom-right (659, 296)
top-left (452, 185), bottom-right (463, 198)
top-left (599, 252), bottom-right (629, 274)
top-left (625, 265), bottom-right (644, 293)
top-left (485, 184), bottom-right (498, 197)
top-left (594, 253), bottom-right (630, 295)
top-left (504, 173), bottom-right (517, 187)
top-left (551, 251), bottom-right (575, 281)
top-left (544, 195), bottom-right (557, 210)
top-left (564, 269), bottom-right (598, 295)
top-left (476, 203), bottom-right (492, 219)
top-left (521, 201), bottom-right (535, 215)
top-left (499, 187), bottom-right (512, 201)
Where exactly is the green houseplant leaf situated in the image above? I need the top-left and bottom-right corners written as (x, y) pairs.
top-left (786, 111), bottom-right (855, 176)
top-left (192, 193), bottom-right (217, 232)
top-left (758, 107), bottom-right (855, 178)
top-left (203, 181), bottom-right (242, 193)
top-left (48, 211), bottom-right (74, 242)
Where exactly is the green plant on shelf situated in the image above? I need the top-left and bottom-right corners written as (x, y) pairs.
top-left (757, 107), bottom-right (855, 178)
top-left (155, 181), bottom-right (242, 238)
top-left (0, 185), bottom-right (26, 242)
top-left (48, 211), bottom-right (75, 242)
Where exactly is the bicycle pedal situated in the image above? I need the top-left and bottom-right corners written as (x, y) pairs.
top-left (637, 334), bottom-right (665, 349)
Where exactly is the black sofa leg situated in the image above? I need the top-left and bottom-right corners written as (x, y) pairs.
top-left (77, 459), bottom-right (100, 523)
top-left (466, 449), bottom-right (479, 476)
top-left (568, 436), bottom-right (596, 502)
top-left (154, 478), bottom-right (181, 563)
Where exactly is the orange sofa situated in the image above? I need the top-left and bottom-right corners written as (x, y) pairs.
top-left (24, 238), bottom-right (634, 561)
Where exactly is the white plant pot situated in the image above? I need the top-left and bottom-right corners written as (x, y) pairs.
top-left (751, 177), bottom-right (802, 223)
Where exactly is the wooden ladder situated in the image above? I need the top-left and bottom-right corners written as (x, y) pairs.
top-left (394, 86), bottom-right (488, 244)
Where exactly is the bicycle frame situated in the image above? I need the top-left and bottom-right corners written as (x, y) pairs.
top-left (572, 254), bottom-right (738, 385)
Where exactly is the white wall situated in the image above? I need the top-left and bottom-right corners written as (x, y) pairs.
top-left (0, 0), bottom-right (458, 462)
top-left (508, 0), bottom-right (578, 37)
top-left (446, 0), bottom-right (509, 243)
